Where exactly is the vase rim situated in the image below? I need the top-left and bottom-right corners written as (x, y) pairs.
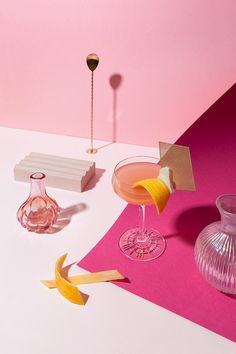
top-left (30, 172), bottom-right (45, 180)
top-left (216, 194), bottom-right (236, 216)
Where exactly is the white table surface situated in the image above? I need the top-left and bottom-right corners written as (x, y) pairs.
top-left (0, 127), bottom-right (235, 354)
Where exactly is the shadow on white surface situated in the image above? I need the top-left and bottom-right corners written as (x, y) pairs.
top-left (97, 142), bottom-right (114, 150)
top-left (46, 203), bottom-right (87, 234)
top-left (84, 168), bottom-right (105, 191)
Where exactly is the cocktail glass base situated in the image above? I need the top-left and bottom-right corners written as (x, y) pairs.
top-left (119, 227), bottom-right (166, 261)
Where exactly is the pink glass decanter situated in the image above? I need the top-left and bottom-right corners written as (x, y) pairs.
top-left (195, 194), bottom-right (236, 294)
top-left (17, 172), bottom-right (59, 233)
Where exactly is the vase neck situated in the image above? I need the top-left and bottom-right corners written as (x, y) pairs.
top-left (220, 215), bottom-right (236, 235)
top-left (217, 195), bottom-right (236, 236)
top-left (29, 173), bottom-right (46, 197)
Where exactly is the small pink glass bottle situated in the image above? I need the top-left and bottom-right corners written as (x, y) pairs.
top-left (17, 172), bottom-right (59, 233)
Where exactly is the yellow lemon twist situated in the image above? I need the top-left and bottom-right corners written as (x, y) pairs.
top-left (133, 178), bottom-right (170, 214)
top-left (41, 254), bottom-right (124, 305)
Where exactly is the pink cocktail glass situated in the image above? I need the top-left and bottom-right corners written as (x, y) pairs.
top-left (112, 156), bottom-right (166, 261)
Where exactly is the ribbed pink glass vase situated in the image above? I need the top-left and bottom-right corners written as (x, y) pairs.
top-left (17, 172), bottom-right (59, 233)
top-left (194, 194), bottom-right (236, 294)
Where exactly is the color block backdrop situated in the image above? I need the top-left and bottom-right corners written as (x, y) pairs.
top-left (0, 0), bottom-right (235, 147)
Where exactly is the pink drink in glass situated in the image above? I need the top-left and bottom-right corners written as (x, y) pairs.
top-left (113, 161), bottom-right (160, 205)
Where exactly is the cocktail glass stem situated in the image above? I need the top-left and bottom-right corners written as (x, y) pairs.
top-left (137, 205), bottom-right (147, 242)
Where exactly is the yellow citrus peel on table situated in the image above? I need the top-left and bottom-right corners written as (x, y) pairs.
top-left (42, 269), bottom-right (124, 289)
top-left (55, 254), bottom-right (85, 305)
top-left (41, 253), bottom-right (124, 305)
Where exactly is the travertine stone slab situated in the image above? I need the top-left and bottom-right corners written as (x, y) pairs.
top-left (14, 152), bottom-right (95, 192)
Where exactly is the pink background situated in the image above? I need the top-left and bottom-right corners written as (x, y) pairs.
top-left (0, 0), bottom-right (235, 147)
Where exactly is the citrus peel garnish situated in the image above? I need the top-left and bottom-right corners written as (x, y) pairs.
top-left (42, 269), bottom-right (124, 289)
top-left (41, 253), bottom-right (125, 305)
top-left (55, 253), bottom-right (85, 305)
top-left (133, 178), bottom-right (170, 214)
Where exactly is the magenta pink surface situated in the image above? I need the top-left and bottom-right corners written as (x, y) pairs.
top-left (79, 84), bottom-right (236, 342)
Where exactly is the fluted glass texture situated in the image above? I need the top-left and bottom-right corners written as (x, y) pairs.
top-left (17, 172), bottom-right (59, 232)
top-left (195, 195), bottom-right (236, 294)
